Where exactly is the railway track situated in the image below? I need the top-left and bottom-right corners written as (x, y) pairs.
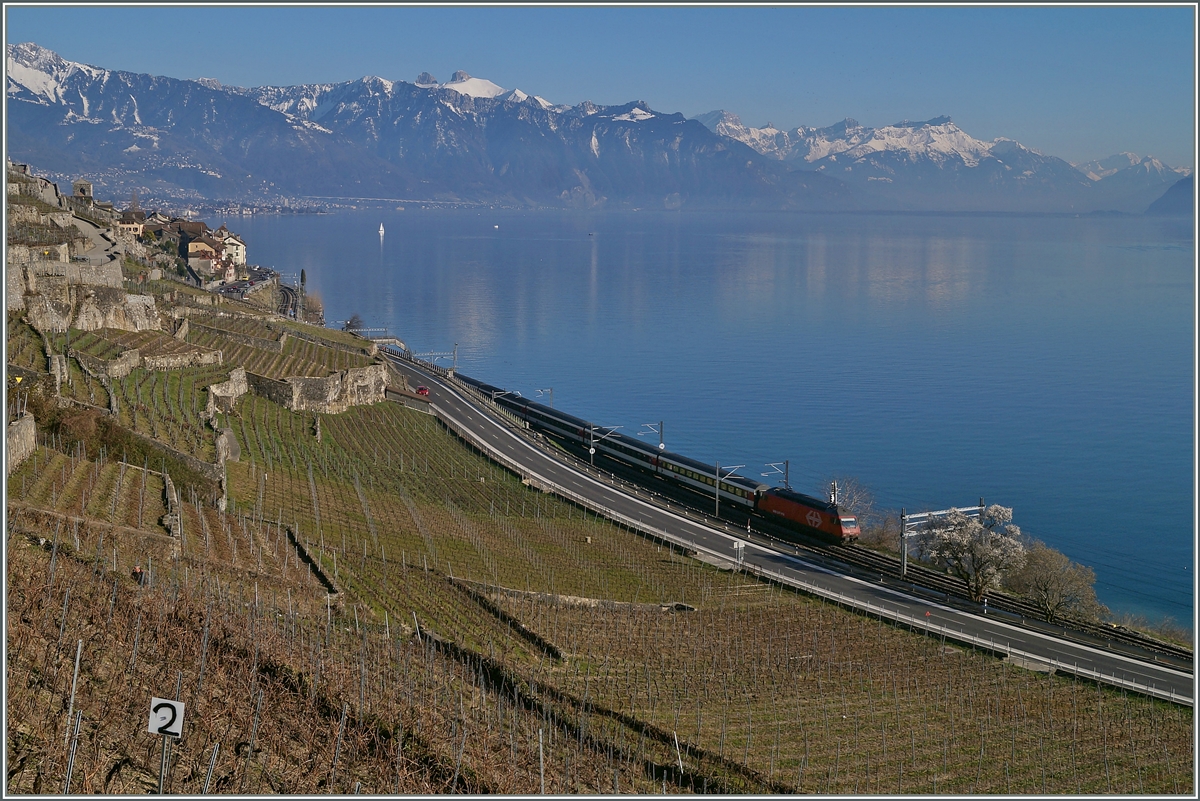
top-left (429, 364), bottom-right (1193, 672)
top-left (757, 521), bottom-right (1194, 669)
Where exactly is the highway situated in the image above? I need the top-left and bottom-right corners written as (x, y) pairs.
top-left (384, 353), bottom-right (1194, 706)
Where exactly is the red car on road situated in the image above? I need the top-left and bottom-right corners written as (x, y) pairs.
top-left (415, 386), bottom-right (430, 396)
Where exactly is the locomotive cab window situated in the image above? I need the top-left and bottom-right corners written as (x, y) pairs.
top-left (840, 517), bottom-right (858, 527)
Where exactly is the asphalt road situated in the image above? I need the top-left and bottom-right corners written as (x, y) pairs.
top-left (386, 354), bottom-right (1194, 706)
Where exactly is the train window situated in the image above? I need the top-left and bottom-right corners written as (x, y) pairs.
top-left (840, 517), bottom-right (858, 528)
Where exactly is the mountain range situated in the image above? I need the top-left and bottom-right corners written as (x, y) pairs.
top-left (6, 43), bottom-right (1191, 213)
top-left (693, 111), bottom-right (1190, 213)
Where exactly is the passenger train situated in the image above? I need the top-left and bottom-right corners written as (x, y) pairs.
top-left (456, 374), bottom-right (861, 543)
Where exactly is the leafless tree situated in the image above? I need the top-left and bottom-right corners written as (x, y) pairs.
top-left (1004, 542), bottom-right (1108, 623)
top-left (919, 505), bottom-right (1026, 602)
top-left (824, 476), bottom-right (875, 523)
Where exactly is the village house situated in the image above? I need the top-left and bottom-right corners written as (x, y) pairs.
top-left (213, 224), bottom-right (247, 265)
top-left (117, 191), bottom-right (147, 236)
top-left (117, 207), bottom-right (146, 236)
top-left (186, 234), bottom-right (225, 275)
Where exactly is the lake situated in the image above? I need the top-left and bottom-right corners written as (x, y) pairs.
top-left (213, 207), bottom-right (1194, 626)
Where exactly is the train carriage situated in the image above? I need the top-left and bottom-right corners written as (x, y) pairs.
top-left (456, 372), bottom-right (858, 540)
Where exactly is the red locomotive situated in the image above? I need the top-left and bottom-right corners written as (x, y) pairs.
top-left (757, 488), bottom-right (861, 542)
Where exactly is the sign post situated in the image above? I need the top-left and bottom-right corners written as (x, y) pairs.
top-left (149, 697), bottom-right (185, 794)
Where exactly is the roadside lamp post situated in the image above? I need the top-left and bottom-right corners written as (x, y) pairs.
top-left (637, 421), bottom-right (665, 451)
top-left (587, 425), bottom-right (623, 466)
top-left (535, 388), bottom-right (553, 408)
top-left (714, 462), bottom-right (744, 518)
top-left (761, 461), bottom-right (790, 490)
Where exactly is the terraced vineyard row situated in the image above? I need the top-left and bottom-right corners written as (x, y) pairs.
top-left (224, 397), bottom-right (704, 656)
top-left (188, 314), bottom-right (279, 340)
top-left (185, 328), bottom-right (369, 378)
top-left (523, 578), bottom-right (1193, 794)
top-left (111, 365), bottom-right (231, 462)
top-left (51, 329), bottom-right (128, 361)
top-left (8, 445), bottom-right (169, 531)
top-left (6, 315), bottom-right (46, 372)
top-left (229, 398), bottom-right (700, 604)
top-left (60, 358), bottom-right (110, 410)
top-left (272, 318), bottom-right (373, 351)
top-left (6, 537), bottom-right (681, 794)
top-left (101, 328), bottom-right (210, 359)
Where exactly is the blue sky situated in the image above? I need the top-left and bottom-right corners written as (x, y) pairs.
top-left (5, 5), bottom-right (1195, 166)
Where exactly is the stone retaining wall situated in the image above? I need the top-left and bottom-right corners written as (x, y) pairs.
top-left (124, 427), bottom-right (224, 485)
top-left (72, 348), bottom-right (141, 380)
top-left (7, 205), bottom-right (77, 230)
top-left (22, 259), bottom-right (123, 289)
top-left (6, 415), bottom-right (36, 474)
top-left (7, 262), bottom-right (25, 311)
top-left (7, 243), bottom-right (71, 265)
top-left (245, 363), bottom-right (389, 414)
top-left (205, 367), bottom-right (249, 417)
top-left (141, 348), bottom-right (222, 371)
top-left (245, 371), bottom-right (293, 408)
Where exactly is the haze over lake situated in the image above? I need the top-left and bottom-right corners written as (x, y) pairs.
top-left (215, 208), bottom-right (1194, 625)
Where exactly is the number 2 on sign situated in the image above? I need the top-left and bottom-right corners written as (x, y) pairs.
top-left (148, 698), bottom-right (185, 738)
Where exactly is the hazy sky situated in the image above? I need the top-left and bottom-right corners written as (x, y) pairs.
top-left (5, 5), bottom-right (1196, 167)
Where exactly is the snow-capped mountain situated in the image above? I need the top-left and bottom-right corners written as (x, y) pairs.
top-left (695, 111), bottom-right (1184, 212)
top-left (6, 43), bottom-right (851, 210)
top-left (1072, 152), bottom-right (1145, 181)
top-left (696, 112), bottom-right (998, 167)
top-left (690, 111), bottom-right (797, 161)
top-left (1072, 154), bottom-right (1192, 211)
top-left (8, 43), bottom-right (1178, 213)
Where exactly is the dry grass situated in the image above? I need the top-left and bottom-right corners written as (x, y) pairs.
top-left (4, 513), bottom-right (688, 794)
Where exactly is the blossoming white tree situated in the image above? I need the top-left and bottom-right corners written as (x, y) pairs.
top-left (920, 505), bottom-right (1026, 602)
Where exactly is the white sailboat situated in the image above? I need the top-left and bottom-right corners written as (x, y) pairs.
top-left (379, 223), bottom-right (385, 237)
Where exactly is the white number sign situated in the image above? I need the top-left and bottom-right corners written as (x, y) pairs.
top-left (148, 698), bottom-right (185, 738)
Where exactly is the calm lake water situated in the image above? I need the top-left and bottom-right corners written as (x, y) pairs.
top-left (214, 208), bottom-right (1194, 625)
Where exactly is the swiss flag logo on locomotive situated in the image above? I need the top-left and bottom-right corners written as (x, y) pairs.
top-left (806, 510), bottom-right (822, 527)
